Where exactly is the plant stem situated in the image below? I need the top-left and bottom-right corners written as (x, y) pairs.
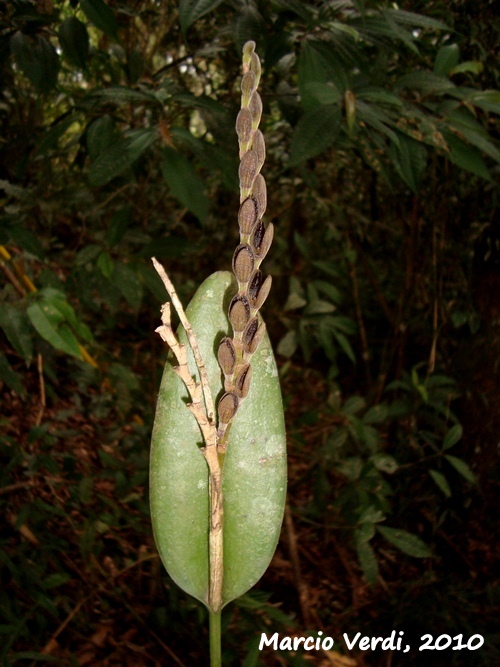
top-left (209, 609), bottom-right (222, 667)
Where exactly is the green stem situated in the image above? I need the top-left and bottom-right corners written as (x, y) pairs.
top-left (209, 609), bottom-right (222, 667)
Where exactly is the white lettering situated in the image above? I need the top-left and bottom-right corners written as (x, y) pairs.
top-left (382, 631), bottom-right (397, 650)
top-left (322, 637), bottom-right (334, 650)
top-left (344, 632), bottom-right (361, 650)
top-left (304, 637), bottom-right (315, 650)
top-left (315, 630), bottom-right (324, 650)
top-left (259, 633), bottom-right (278, 650)
top-left (279, 637), bottom-right (292, 650)
top-left (293, 637), bottom-right (305, 650)
top-left (371, 637), bottom-right (383, 649)
top-left (359, 636), bottom-right (370, 650)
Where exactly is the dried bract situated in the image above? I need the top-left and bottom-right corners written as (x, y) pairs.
top-left (218, 337), bottom-right (236, 376)
top-left (239, 150), bottom-right (259, 192)
top-left (229, 295), bottom-right (250, 332)
top-left (255, 222), bottom-right (274, 261)
top-left (243, 319), bottom-right (266, 355)
top-left (233, 244), bottom-right (254, 284)
top-left (238, 197), bottom-right (259, 234)
top-left (218, 392), bottom-right (239, 425)
top-left (252, 174), bottom-right (267, 218)
top-left (252, 274), bottom-right (272, 311)
top-left (236, 108), bottom-right (253, 146)
top-left (234, 363), bottom-right (252, 398)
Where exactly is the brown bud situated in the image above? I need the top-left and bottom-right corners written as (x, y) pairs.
top-left (251, 220), bottom-right (265, 253)
top-left (238, 197), bottom-right (259, 235)
top-left (229, 294), bottom-right (250, 332)
top-left (252, 129), bottom-right (265, 169)
top-left (236, 108), bottom-right (253, 146)
top-left (252, 174), bottom-right (267, 218)
top-left (218, 392), bottom-right (239, 425)
top-left (238, 150), bottom-right (259, 192)
top-left (249, 91), bottom-right (262, 129)
top-left (243, 318), bottom-right (266, 355)
top-left (234, 362), bottom-right (252, 398)
top-left (241, 71), bottom-right (256, 99)
top-left (218, 337), bottom-right (236, 376)
top-left (253, 274), bottom-right (272, 311)
top-left (255, 222), bottom-right (274, 261)
top-left (232, 244), bottom-right (254, 284)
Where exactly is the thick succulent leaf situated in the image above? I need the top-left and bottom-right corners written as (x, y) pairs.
top-left (150, 271), bottom-right (287, 607)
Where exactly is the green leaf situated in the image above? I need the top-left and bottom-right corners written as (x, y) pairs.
top-left (289, 105), bottom-right (341, 166)
top-left (377, 526), bottom-right (433, 558)
top-left (277, 330), bottom-right (297, 358)
top-left (87, 115), bottom-right (115, 160)
top-left (42, 572), bottom-right (71, 589)
top-left (384, 8), bottom-right (449, 31)
top-left (0, 304), bottom-right (33, 360)
top-left (298, 39), bottom-right (347, 110)
top-left (58, 17), bottom-right (89, 69)
top-left (389, 132), bottom-right (427, 193)
top-left (88, 138), bottom-right (133, 187)
top-left (97, 250), bottom-right (114, 279)
top-left (126, 128), bottom-right (158, 162)
top-left (10, 32), bottom-right (59, 94)
top-left (0, 350), bottom-right (24, 396)
top-left (441, 130), bottom-right (492, 182)
top-left (443, 424), bottom-right (463, 450)
top-left (333, 331), bottom-right (356, 364)
top-left (467, 90), bottom-right (500, 115)
top-left (450, 61), bottom-right (484, 76)
top-left (434, 44), bottom-right (459, 77)
top-left (178, 0), bottom-right (225, 36)
top-left (429, 469), bottom-right (451, 498)
top-left (80, 0), bottom-right (118, 39)
top-left (363, 403), bottom-right (388, 424)
top-left (395, 71), bottom-right (455, 95)
top-left (161, 147), bottom-right (209, 222)
top-left (27, 302), bottom-right (82, 360)
top-left (355, 536), bottom-right (378, 585)
top-left (302, 82), bottom-right (341, 106)
top-left (445, 455), bottom-right (476, 484)
top-left (343, 396), bottom-right (366, 416)
top-left (112, 263), bottom-right (143, 312)
top-left (371, 453), bottom-right (398, 474)
top-left (150, 272), bottom-right (286, 608)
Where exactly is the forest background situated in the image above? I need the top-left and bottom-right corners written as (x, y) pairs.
top-left (0, 0), bottom-right (498, 665)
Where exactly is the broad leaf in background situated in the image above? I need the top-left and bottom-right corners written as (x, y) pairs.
top-left (178, 0), bottom-right (225, 37)
top-left (80, 0), bottom-right (118, 39)
top-left (10, 32), bottom-right (59, 94)
top-left (58, 17), bottom-right (90, 69)
top-left (289, 105), bottom-right (342, 166)
top-left (161, 147), bottom-right (209, 222)
top-left (377, 526), bottom-right (433, 558)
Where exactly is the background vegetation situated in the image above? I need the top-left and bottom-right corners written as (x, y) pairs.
top-left (1, 0), bottom-right (498, 664)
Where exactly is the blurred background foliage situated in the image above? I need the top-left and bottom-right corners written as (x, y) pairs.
top-left (0, 0), bottom-right (499, 664)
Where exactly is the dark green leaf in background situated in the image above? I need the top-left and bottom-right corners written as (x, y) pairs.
top-left (377, 526), bottom-right (433, 558)
top-left (80, 0), bottom-right (118, 39)
top-left (0, 304), bottom-right (33, 361)
top-left (27, 302), bottom-right (82, 360)
top-left (178, 0), bottom-right (225, 37)
top-left (289, 105), bottom-right (341, 166)
top-left (59, 17), bottom-right (89, 69)
top-left (161, 147), bottom-right (209, 222)
top-left (10, 32), bottom-right (59, 94)
top-left (434, 44), bottom-right (459, 77)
